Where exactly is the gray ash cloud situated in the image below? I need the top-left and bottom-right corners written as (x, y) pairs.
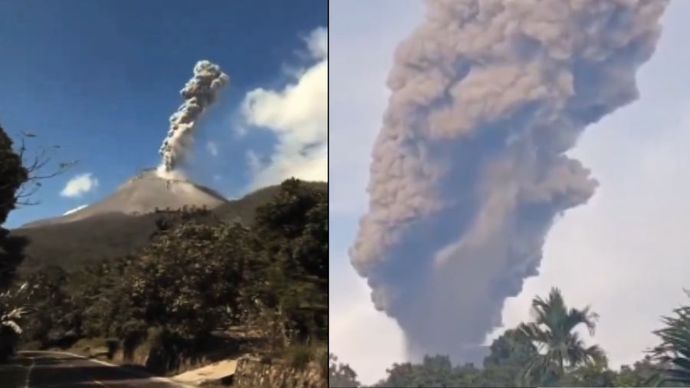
top-left (350, 0), bottom-right (668, 362)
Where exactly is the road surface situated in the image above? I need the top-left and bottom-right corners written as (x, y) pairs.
top-left (0, 351), bottom-right (190, 387)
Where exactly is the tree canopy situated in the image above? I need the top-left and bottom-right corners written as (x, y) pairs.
top-left (14, 178), bottom-right (328, 374)
top-left (331, 287), bottom-right (690, 387)
top-left (0, 126), bottom-right (28, 290)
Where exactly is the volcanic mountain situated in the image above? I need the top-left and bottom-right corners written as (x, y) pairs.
top-left (24, 169), bottom-right (229, 228)
top-left (12, 170), bottom-right (326, 273)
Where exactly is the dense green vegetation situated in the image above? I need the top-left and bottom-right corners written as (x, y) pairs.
top-left (0, 124), bottom-right (30, 361)
top-left (517, 288), bottom-right (605, 384)
top-left (0, 123), bottom-right (327, 374)
top-left (329, 354), bottom-right (362, 388)
top-left (650, 290), bottom-right (690, 386)
top-left (0, 125), bottom-right (28, 290)
top-left (329, 288), bottom-right (690, 387)
top-left (7, 178), bottom-right (327, 373)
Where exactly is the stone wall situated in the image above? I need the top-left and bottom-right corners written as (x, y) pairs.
top-left (232, 355), bottom-right (326, 388)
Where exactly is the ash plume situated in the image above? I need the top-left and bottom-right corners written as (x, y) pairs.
top-left (158, 60), bottom-right (229, 176)
top-left (350, 0), bottom-right (668, 362)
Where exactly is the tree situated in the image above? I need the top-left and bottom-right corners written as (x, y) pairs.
top-left (0, 127), bottom-right (27, 222)
top-left (0, 124), bottom-right (72, 360)
top-left (251, 179), bottom-right (328, 344)
top-left (127, 221), bottom-right (253, 340)
top-left (329, 353), bottom-right (361, 387)
top-left (651, 290), bottom-right (690, 386)
top-left (0, 125), bottom-right (72, 289)
top-left (518, 287), bottom-right (605, 384)
top-left (615, 356), bottom-right (663, 387)
top-left (21, 266), bottom-right (81, 348)
top-left (557, 355), bottom-right (617, 387)
top-left (482, 329), bottom-right (539, 386)
top-left (374, 356), bottom-right (487, 387)
top-left (0, 126), bottom-right (29, 290)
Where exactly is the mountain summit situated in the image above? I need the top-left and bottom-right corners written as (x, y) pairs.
top-left (25, 169), bottom-right (228, 228)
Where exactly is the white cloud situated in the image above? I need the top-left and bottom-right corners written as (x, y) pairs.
top-left (306, 26), bottom-right (327, 60)
top-left (241, 27), bottom-right (327, 189)
top-left (206, 141), bottom-right (219, 157)
top-left (63, 204), bottom-right (87, 216)
top-left (60, 173), bottom-right (98, 198)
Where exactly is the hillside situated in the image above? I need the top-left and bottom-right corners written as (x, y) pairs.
top-left (24, 170), bottom-right (229, 228)
top-left (14, 178), bottom-right (328, 386)
top-left (12, 181), bottom-right (326, 273)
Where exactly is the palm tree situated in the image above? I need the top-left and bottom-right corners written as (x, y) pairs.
top-left (518, 287), bottom-right (605, 384)
top-left (650, 290), bottom-right (690, 386)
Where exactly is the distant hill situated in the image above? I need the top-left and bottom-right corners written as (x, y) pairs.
top-left (12, 181), bottom-right (327, 273)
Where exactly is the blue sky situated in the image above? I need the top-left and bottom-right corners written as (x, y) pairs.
top-left (1, 0), bottom-right (326, 227)
top-left (330, 0), bottom-right (690, 384)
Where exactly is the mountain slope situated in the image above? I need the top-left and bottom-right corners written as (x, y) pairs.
top-left (13, 181), bottom-right (326, 273)
top-left (25, 170), bottom-right (228, 228)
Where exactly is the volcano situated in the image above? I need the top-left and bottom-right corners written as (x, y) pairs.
top-left (13, 176), bottom-right (331, 273)
top-left (24, 169), bottom-right (229, 228)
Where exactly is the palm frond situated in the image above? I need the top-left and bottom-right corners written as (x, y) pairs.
top-left (521, 287), bottom-right (603, 381)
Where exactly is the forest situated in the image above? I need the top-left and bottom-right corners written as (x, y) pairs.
top-left (329, 288), bottom-right (690, 387)
top-left (0, 125), bottom-right (328, 378)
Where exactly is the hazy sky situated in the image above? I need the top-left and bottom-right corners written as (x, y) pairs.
top-left (1, 0), bottom-right (326, 227)
top-left (330, 0), bottom-right (690, 385)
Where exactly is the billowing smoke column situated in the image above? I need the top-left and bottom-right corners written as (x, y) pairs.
top-left (350, 0), bottom-right (667, 363)
top-left (158, 60), bottom-right (229, 176)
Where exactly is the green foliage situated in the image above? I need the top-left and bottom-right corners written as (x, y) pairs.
top-left (555, 356), bottom-right (617, 387)
top-left (518, 287), bottom-right (605, 384)
top-left (285, 344), bottom-right (314, 371)
top-left (374, 356), bottom-right (485, 387)
top-left (128, 222), bottom-right (253, 339)
top-left (329, 353), bottom-right (361, 388)
top-left (481, 329), bottom-right (539, 386)
top-left (21, 266), bottom-right (79, 348)
top-left (360, 287), bottom-right (688, 387)
top-left (49, 219), bottom-right (257, 353)
top-left (0, 229), bottom-right (27, 293)
top-left (251, 178), bottom-right (328, 344)
top-left (14, 178), bottom-right (328, 374)
top-left (0, 126), bottom-right (27, 225)
top-left (0, 125), bottom-right (30, 362)
top-left (0, 125), bottom-right (29, 291)
top-left (651, 291), bottom-right (690, 386)
top-left (615, 356), bottom-right (666, 387)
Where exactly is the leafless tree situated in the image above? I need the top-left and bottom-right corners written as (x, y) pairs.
top-left (12, 131), bottom-right (77, 206)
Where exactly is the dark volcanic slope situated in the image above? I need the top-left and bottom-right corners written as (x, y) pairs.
top-left (13, 181), bottom-right (327, 273)
top-left (16, 212), bottom-right (159, 272)
top-left (13, 183), bottom-right (323, 273)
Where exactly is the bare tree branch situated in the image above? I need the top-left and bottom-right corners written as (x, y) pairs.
top-left (10, 131), bottom-right (76, 207)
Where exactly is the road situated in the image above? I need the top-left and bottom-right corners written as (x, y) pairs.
top-left (0, 351), bottom-right (191, 387)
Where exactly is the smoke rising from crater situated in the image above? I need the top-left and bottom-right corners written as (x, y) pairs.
top-left (158, 60), bottom-right (229, 176)
top-left (350, 0), bottom-right (667, 362)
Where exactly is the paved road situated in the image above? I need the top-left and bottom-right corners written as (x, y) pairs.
top-left (0, 351), bottom-right (190, 387)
